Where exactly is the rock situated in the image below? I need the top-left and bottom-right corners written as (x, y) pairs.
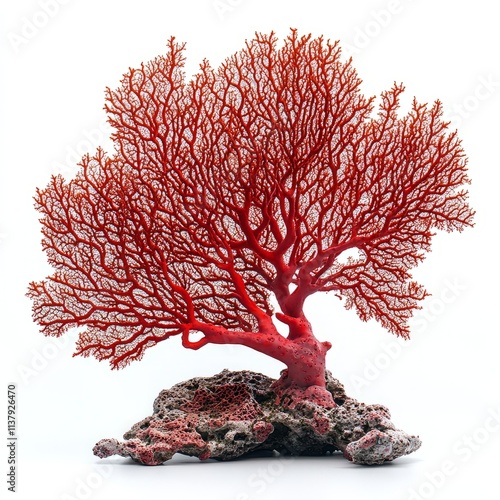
top-left (93, 369), bottom-right (421, 465)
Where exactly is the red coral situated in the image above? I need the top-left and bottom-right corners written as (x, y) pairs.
top-left (312, 414), bottom-right (331, 435)
top-left (252, 421), bottom-right (274, 442)
top-left (94, 415), bottom-right (208, 465)
top-left (28, 31), bottom-right (474, 400)
top-left (181, 384), bottom-right (262, 422)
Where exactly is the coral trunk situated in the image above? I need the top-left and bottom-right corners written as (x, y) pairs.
top-left (193, 319), bottom-right (334, 407)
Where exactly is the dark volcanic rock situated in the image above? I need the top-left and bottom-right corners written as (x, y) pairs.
top-left (93, 369), bottom-right (421, 465)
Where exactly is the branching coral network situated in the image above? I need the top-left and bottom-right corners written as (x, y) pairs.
top-left (28, 30), bottom-right (474, 407)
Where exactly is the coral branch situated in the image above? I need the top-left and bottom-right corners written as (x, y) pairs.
top-left (29, 30), bottom-right (473, 379)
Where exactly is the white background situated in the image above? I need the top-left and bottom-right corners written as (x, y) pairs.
top-left (1, 1), bottom-right (498, 499)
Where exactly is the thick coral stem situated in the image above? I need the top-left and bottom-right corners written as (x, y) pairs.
top-left (189, 319), bottom-right (334, 407)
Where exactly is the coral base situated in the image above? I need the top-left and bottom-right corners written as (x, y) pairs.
top-left (93, 369), bottom-right (421, 465)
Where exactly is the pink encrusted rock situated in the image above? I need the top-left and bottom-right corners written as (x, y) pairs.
top-left (94, 415), bottom-right (208, 465)
top-left (252, 421), bottom-right (274, 442)
top-left (93, 369), bottom-right (421, 465)
top-left (344, 428), bottom-right (421, 465)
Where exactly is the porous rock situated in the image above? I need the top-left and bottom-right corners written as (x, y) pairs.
top-left (93, 369), bottom-right (421, 465)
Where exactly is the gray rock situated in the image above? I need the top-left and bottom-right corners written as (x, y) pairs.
top-left (93, 369), bottom-right (421, 465)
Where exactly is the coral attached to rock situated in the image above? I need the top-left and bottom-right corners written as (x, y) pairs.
top-left (94, 370), bottom-right (420, 465)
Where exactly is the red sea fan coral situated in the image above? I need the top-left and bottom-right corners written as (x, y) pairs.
top-left (28, 30), bottom-right (474, 407)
